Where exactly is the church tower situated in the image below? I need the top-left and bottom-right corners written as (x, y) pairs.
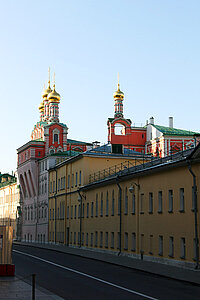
top-left (113, 75), bottom-right (124, 118)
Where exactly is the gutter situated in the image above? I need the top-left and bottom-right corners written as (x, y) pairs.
top-left (187, 160), bottom-right (199, 269)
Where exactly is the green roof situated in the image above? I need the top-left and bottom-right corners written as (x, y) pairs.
top-left (67, 139), bottom-right (92, 145)
top-left (50, 150), bottom-right (82, 157)
top-left (153, 124), bottom-right (199, 136)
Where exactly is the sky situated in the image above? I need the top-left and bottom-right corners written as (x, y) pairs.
top-left (1, 0), bottom-right (200, 174)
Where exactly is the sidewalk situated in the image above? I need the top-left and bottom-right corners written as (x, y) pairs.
top-left (0, 275), bottom-right (63, 300)
top-left (14, 241), bottom-right (200, 286)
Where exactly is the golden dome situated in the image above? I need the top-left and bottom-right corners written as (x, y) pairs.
top-left (48, 76), bottom-right (60, 103)
top-left (38, 101), bottom-right (44, 111)
top-left (113, 83), bottom-right (124, 99)
top-left (42, 85), bottom-right (52, 98)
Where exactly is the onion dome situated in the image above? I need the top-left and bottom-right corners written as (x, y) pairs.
top-left (113, 73), bottom-right (124, 99)
top-left (48, 75), bottom-right (60, 103)
top-left (42, 85), bottom-right (52, 99)
top-left (113, 83), bottom-right (124, 99)
top-left (38, 101), bottom-right (44, 111)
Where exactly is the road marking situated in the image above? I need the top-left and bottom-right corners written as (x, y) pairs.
top-left (13, 249), bottom-right (159, 300)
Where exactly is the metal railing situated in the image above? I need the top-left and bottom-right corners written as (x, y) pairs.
top-left (88, 148), bottom-right (193, 184)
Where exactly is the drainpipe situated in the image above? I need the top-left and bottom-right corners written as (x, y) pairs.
top-left (116, 177), bottom-right (122, 256)
top-left (187, 161), bottom-right (199, 269)
top-left (54, 168), bottom-right (57, 244)
top-left (77, 189), bottom-right (82, 248)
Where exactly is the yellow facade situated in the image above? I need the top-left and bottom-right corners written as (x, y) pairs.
top-left (49, 149), bottom-right (200, 267)
top-left (0, 177), bottom-right (20, 239)
top-left (48, 153), bottom-right (147, 246)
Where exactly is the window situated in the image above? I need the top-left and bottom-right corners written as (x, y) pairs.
top-left (95, 231), bottom-right (98, 247)
top-left (169, 236), bottom-right (174, 257)
top-left (75, 172), bottom-right (78, 186)
top-left (124, 188), bottom-right (128, 215)
top-left (78, 205), bottom-right (80, 218)
top-left (100, 193), bottom-right (103, 217)
top-left (140, 193), bottom-right (144, 213)
top-left (71, 206), bottom-right (73, 219)
top-left (74, 232), bottom-right (76, 244)
top-left (168, 190), bottom-right (173, 213)
top-left (105, 232), bottom-right (108, 248)
top-left (149, 235), bottom-right (153, 254)
top-left (111, 232), bottom-right (114, 248)
top-left (132, 193), bottom-right (135, 214)
top-left (96, 194), bottom-right (98, 217)
top-left (180, 188), bottom-right (184, 212)
top-left (67, 206), bottom-right (69, 219)
top-left (79, 171), bottom-right (82, 186)
top-left (117, 232), bottom-right (120, 250)
top-left (50, 182), bottom-right (52, 193)
top-left (158, 191), bottom-right (162, 213)
top-left (67, 175), bottom-right (70, 189)
top-left (54, 134), bottom-right (58, 143)
top-left (149, 193), bottom-right (153, 214)
top-left (90, 233), bottom-right (94, 247)
top-left (112, 190), bottom-right (115, 216)
top-left (50, 209), bottom-right (51, 220)
top-left (87, 203), bottom-right (89, 218)
top-left (124, 232), bottom-right (128, 250)
top-left (82, 233), bottom-right (84, 245)
top-left (78, 232), bottom-right (80, 244)
top-left (118, 190), bottom-right (121, 215)
top-left (91, 202), bottom-right (94, 217)
top-left (74, 205), bottom-right (77, 219)
top-left (71, 174), bottom-right (74, 187)
top-left (86, 233), bottom-right (88, 246)
top-left (159, 235), bottom-right (163, 256)
top-left (106, 192), bottom-right (109, 216)
top-left (131, 233), bottom-right (136, 251)
top-left (180, 237), bottom-right (186, 259)
top-left (100, 232), bottom-right (103, 248)
top-left (58, 179), bottom-right (60, 191)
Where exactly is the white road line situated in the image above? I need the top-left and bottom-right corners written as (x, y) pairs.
top-left (13, 249), bottom-right (159, 300)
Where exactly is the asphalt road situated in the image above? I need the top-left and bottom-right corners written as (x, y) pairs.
top-left (13, 244), bottom-right (200, 300)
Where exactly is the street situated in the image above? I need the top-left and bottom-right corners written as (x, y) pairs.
top-left (13, 244), bottom-right (200, 300)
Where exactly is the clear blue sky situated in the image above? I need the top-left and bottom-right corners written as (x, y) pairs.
top-left (1, 0), bottom-right (200, 173)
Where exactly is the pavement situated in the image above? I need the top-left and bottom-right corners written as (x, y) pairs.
top-left (0, 274), bottom-right (63, 299)
top-left (13, 241), bottom-right (200, 286)
top-left (1, 241), bottom-right (200, 299)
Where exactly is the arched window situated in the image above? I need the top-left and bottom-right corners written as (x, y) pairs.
top-left (114, 123), bottom-right (125, 135)
top-left (54, 134), bottom-right (58, 142)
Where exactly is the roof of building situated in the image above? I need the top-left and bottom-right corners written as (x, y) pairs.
top-left (82, 147), bottom-right (197, 189)
top-left (87, 144), bottom-right (147, 156)
top-left (50, 150), bottom-right (82, 157)
top-left (152, 124), bottom-right (199, 136)
top-left (67, 139), bottom-right (93, 146)
top-left (108, 117), bottom-right (132, 124)
top-left (0, 173), bottom-right (17, 188)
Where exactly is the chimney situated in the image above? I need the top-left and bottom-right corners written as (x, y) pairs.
top-left (169, 117), bottom-right (173, 128)
top-left (149, 117), bottom-right (154, 125)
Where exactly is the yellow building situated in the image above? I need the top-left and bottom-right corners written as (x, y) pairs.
top-left (49, 145), bottom-right (200, 268)
top-left (0, 173), bottom-right (21, 240)
top-left (78, 147), bottom-right (200, 268)
top-left (48, 147), bottom-right (149, 246)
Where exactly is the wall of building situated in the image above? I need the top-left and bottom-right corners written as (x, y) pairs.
top-left (49, 156), bottom-right (200, 268)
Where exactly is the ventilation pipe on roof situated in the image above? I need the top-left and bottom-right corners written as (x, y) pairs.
top-left (169, 117), bottom-right (173, 128)
top-left (149, 117), bottom-right (154, 125)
